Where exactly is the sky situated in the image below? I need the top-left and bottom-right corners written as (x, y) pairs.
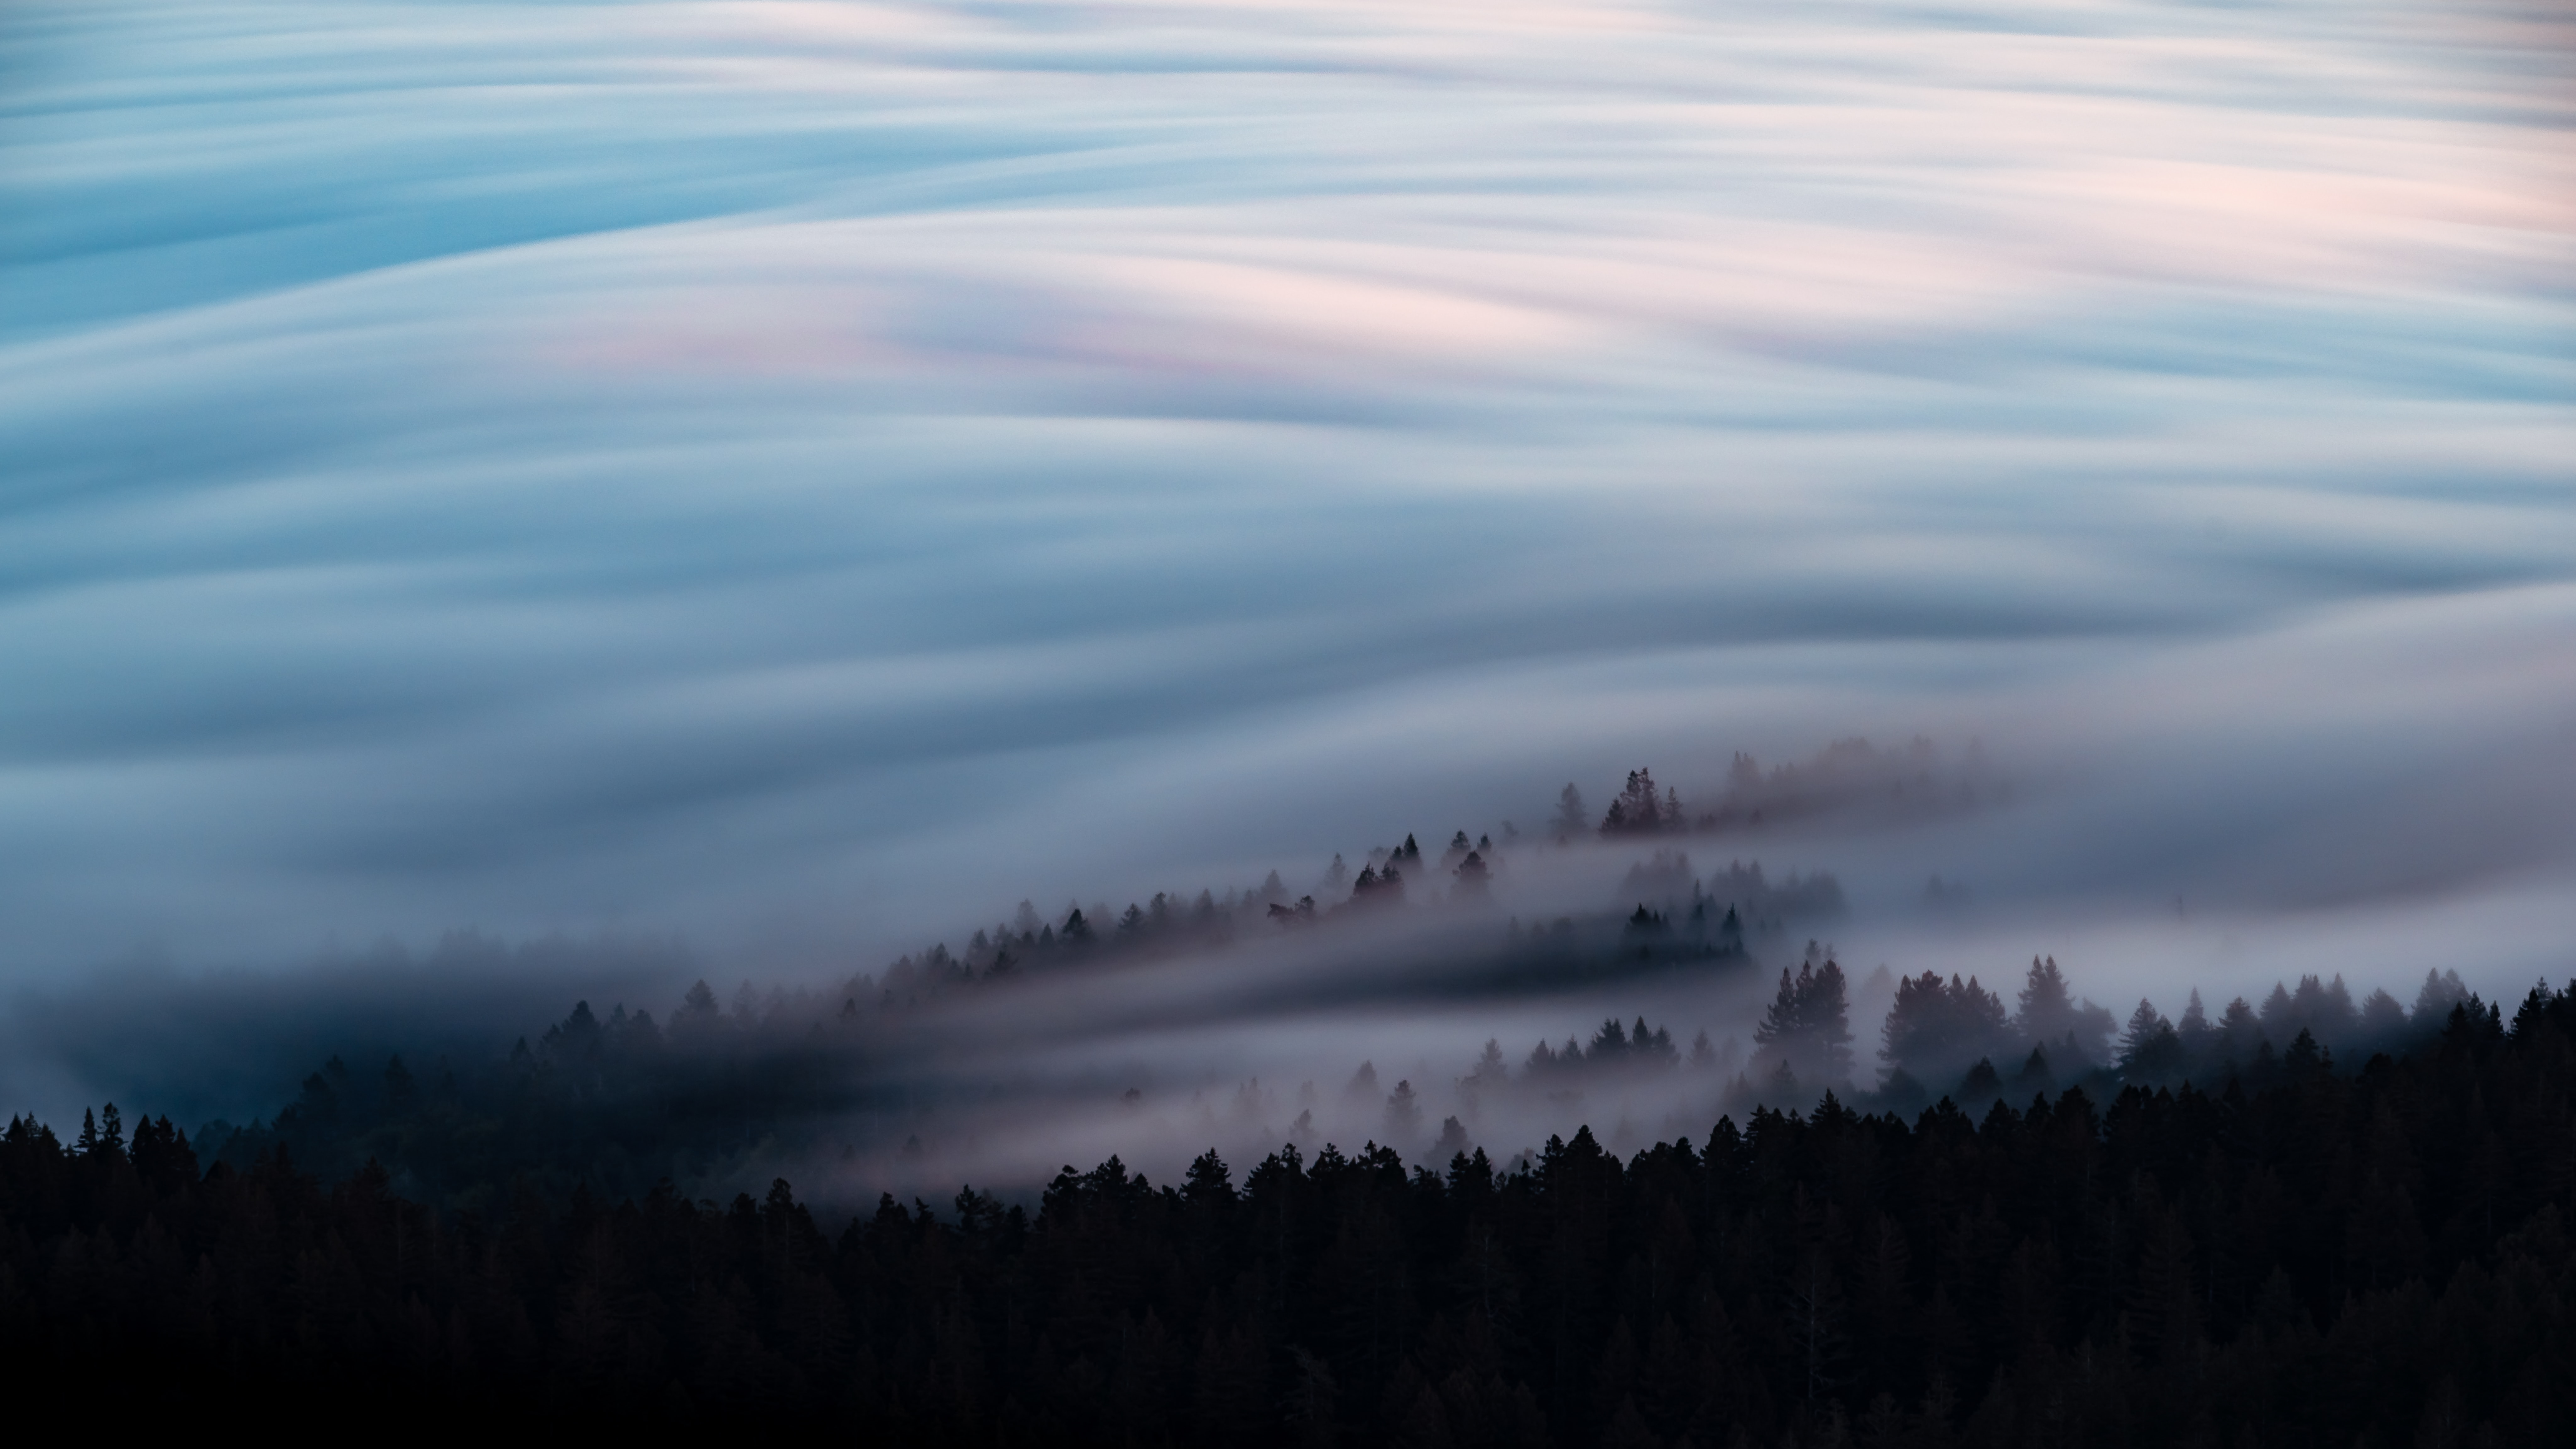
top-left (2, 0), bottom-right (2572, 1064)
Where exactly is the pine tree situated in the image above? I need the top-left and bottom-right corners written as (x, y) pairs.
top-left (1184, 1149), bottom-right (1234, 1208)
top-left (1602, 769), bottom-right (1664, 836)
top-left (2177, 989), bottom-right (2212, 1058)
top-left (1455, 850), bottom-right (1492, 900)
top-left (1383, 1081), bottom-right (1422, 1143)
top-left (2118, 999), bottom-right (2184, 1080)
top-left (1756, 968), bottom-right (1803, 1054)
top-left (1553, 784), bottom-right (1589, 842)
top-left (1755, 959), bottom-right (1854, 1086)
top-left (1591, 1018), bottom-right (1630, 1058)
top-left (1879, 972), bottom-right (2010, 1087)
top-left (2218, 995), bottom-right (2262, 1061)
top-left (2013, 956), bottom-right (2074, 1043)
top-left (1804, 958), bottom-right (1855, 1083)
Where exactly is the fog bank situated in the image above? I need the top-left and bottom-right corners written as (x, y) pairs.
top-left (2, 0), bottom-right (2569, 982)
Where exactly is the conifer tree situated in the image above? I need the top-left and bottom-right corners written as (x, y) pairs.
top-left (1454, 850), bottom-right (1491, 900)
top-left (1383, 1081), bottom-right (1421, 1143)
top-left (1552, 784), bottom-right (1588, 842)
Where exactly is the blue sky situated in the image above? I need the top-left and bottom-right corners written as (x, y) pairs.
top-left (1, 0), bottom-right (2570, 1000)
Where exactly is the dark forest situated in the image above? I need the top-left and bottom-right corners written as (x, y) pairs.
top-left (3, 762), bottom-right (2565, 1442)
top-left (8, 962), bottom-right (2570, 1443)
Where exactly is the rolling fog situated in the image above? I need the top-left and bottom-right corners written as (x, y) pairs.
top-left (1, 0), bottom-right (2571, 1189)
top-left (1, 737), bottom-right (2562, 1205)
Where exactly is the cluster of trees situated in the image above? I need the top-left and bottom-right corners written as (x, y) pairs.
top-left (1752, 952), bottom-right (1857, 1089)
top-left (851, 776), bottom-right (1881, 1026)
top-left (872, 889), bottom-right (1254, 1006)
top-left (1483, 855), bottom-right (1841, 989)
top-left (1613, 854), bottom-right (1840, 952)
top-left (2104, 972), bottom-right (2469, 1089)
top-left (8, 980), bottom-right (2571, 1439)
top-left (165, 930), bottom-right (2479, 1241)
top-left (156, 867), bottom-right (1800, 1217)
top-left (1512, 1018), bottom-right (1691, 1080)
top-left (183, 983), bottom-right (878, 1215)
top-left (1557, 744), bottom-right (1994, 844)
top-left (1370, 951), bottom-right (2402, 1139)
top-left (1613, 855), bottom-right (1844, 942)
top-left (1493, 906), bottom-right (1750, 991)
top-left (1601, 770), bottom-right (1686, 837)
top-left (1866, 959), bottom-right (2117, 1104)
top-left (1349, 838), bottom-right (1418, 906)
top-left (875, 832), bottom-right (1530, 1007)
top-left (1867, 961), bottom-right (2479, 1115)
top-left (1876, 972), bottom-right (2011, 1096)
top-left (874, 752), bottom-right (1938, 1017)
top-left (1716, 952), bottom-right (2489, 1132)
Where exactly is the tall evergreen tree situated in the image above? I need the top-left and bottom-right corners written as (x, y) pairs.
top-left (1756, 957), bottom-right (1854, 1085)
top-left (1552, 784), bottom-right (1588, 842)
top-left (1879, 972), bottom-right (2011, 1089)
top-left (1601, 768), bottom-right (1665, 836)
top-left (2117, 999), bottom-right (2185, 1081)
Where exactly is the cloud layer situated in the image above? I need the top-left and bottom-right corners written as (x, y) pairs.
top-left (0, 0), bottom-right (2569, 1005)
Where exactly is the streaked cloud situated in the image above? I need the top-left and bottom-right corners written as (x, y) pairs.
top-left (0, 0), bottom-right (2568, 993)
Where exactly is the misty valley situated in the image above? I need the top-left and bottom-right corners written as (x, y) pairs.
top-left (9, 0), bottom-right (2568, 1436)
top-left (7, 763), bottom-right (2570, 1443)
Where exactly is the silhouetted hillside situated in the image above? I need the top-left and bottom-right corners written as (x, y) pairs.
top-left (9, 981), bottom-right (2571, 1441)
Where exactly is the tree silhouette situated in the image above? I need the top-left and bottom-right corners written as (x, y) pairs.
top-left (2010, 955), bottom-right (2115, 1065)
top-left (1600, 768), bottom-right (1665, 836)
top-left (1878, 971), bottom-right (2011, 1088)
top-left (9, 961), bottom-right (2574, 1442)
top-left (1552, 784), bottom-right (1588, 842)
top-left (2117, 998), bottom-right (2185, 1081)
top-left (1454, 850), bottom-right (1492, 901)
top-left (1383, 1080), bottom-right (1422, 1143)
top-left (1755, 955), bottom-right (1854, 1085)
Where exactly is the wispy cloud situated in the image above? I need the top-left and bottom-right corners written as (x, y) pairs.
top-left (0, 0), bottom-right (2568, 985)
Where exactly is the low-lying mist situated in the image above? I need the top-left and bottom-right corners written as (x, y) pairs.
top-left (9, 739), bottom-right (2561, 1216)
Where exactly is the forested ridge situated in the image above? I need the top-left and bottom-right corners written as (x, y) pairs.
top-left (8, 978), bottom-right (2572, 1443)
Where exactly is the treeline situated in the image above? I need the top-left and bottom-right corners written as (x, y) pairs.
top-left (863, 833), bottom-right (1510, 1011)
top-left (870, 859), bottom-right (1838, 1023)
top-left (9, 981), bottom-right (2571, 1440)
top-left (1566, 744), bottom-right (1995, 842)
top-left (867, 777), bottom-right (1862, 1016)
top-left (173, 944), bottom-right (2480, 1222)
top-left (183, 985), bottom-right (880, 1215)
top-left (1738, 954), bottom-right (2480, 1121)
top-left (759, 751), bottom-right (1933, 1018)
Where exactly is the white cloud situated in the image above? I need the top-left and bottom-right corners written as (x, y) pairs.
top-left (0, 0), bottom-right (2568, 983)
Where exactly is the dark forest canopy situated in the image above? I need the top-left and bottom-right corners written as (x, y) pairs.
top-left (151, 938), bottom-right (2484, 1224)
top-left (6, 983), bottom-right (2571, 1440)
top-left (860, 861), bottom-right (1836, 1022)
top-left (0, 756), bottom-right (2552, 1435)
top-left (854, 752), bottom-right (1923, 1015)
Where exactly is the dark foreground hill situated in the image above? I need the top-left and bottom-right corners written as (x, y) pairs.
top-left (7, 985), bottom-right (2573, 1444)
